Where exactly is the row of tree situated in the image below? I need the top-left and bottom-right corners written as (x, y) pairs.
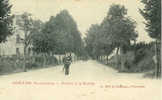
top-left (16, 10), bottom-right (84, 56)
top-left (0, 0), bottom-right (160, 75)
top-left (0, 0), bottom-right (85, 57)
top-left (0, 0), bottom-right (160, 56)
top-left (1, 0), bottom-right (85, 71)
top-left (85, 4), bottom-right (138, 71)
top-left (16, 10), bottom-right (86, 71)
top-left (85, 0), bottom-right (161, 74)
top-left (32, 10), bottom-right (84, 56)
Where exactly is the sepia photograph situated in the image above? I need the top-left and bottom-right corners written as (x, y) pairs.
top-left (0, 0), bottom-right (161, 100)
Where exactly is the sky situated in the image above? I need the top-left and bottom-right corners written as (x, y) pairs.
top-left (10, 0), bottom-right (154, 43)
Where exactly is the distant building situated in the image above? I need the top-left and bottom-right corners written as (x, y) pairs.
top-left (0, 15), bottom-right (33, 56)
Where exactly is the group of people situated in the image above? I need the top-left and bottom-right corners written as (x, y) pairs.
top-left (62, 53), bottom-right (72, 75)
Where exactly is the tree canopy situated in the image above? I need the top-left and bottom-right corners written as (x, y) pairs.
top-left (102, 4), bottom-right (137, 49)
top-left (139, 0), bottom-right (161, 40)
top-left (0, 0), bottom-right (13, 43)
top-left (32, 10), bottom-right (83, 55)
top-left (85, 4), bottom-right (138, 60)
top-left (85, 4), bottom-right (138, 58)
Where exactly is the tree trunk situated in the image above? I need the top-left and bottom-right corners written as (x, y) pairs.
top-left (101, 56), bottom-right (102, 62)
top-left (74, 55), bottom-right (76, 62)
top-left (23, 45), bottom-right (27, 72)
top-left (116, 47), bottom-right (120, 55)
top-left (43, 53), bottom-right (47, 67)
top-left (59, 55), bottom-right (61, 64)
top-left (23, 32), bottom-right (28, 72)
top-left (120, 47), bottom-right (125, 72)
top-left (154, 40), bottom-right (160, 78)
top-left (115, 47), bottom-right (120, 69)
top-left (106, 55), bottom-right (109, 64)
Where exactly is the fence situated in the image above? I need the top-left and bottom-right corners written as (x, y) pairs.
top-left (0, 55), bottom-right (58, 75)
top-left (0, 53), bottom-right (87, 75)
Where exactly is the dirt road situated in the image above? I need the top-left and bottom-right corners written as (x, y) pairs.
top-left (0, 60), bottom-right (161, 100)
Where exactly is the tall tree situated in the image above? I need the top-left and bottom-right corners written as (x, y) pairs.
top-left (102, 4), bottom-right (137, 53)
top-left (85, 24), bottom-right (115, 60)
top-left (16, 12), bottom-right (34, 71)
top-left (139, 0), bottom-right (161, 40)
top-left (0, 0), bottom-right (13, 43)
top-left (85, 24), bottom-right (100, 58)
top-left (35, 10), bottom-right (83, 56)
top-left (30, 20), bottom-right (44, 54)
top-left (139, 0), bottom-right (161, 78)
top-left (85, 4), bottom-right (138, 70)
top-left (52, 10), bottom-right (82, 54)
top-left (103, 4), bottom-right (138, 71)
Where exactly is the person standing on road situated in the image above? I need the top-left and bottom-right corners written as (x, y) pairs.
top-left (63, 53), bottom-right (72, 75)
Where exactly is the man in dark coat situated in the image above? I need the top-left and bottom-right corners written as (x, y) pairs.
top-left (63, 54), bottom-right (72, 75)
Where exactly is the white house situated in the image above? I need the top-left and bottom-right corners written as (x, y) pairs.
top-left (0, 15), bottom-right (30, 56)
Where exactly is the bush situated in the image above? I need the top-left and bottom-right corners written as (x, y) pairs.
top-left (0, 55), bottom-right (59, 75)
top-left (108, 43), bottom-right (156, 73)
top-left (0, 61), bottom-right (14, 74)
top-left (108, 54), bottom-right (121, 69)
top-left (0, 56), bottom-right (23, 74)
top-left (46, 56), bottom-right (58, 65)
top-left (25, 55), bottom-right (58, 69)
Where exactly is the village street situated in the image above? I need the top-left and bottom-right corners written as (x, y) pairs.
top-left (0, 60), bottom-right (161, 100)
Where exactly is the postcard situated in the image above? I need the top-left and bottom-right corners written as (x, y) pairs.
top-left (0, 0), bottom-right (161, 100)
